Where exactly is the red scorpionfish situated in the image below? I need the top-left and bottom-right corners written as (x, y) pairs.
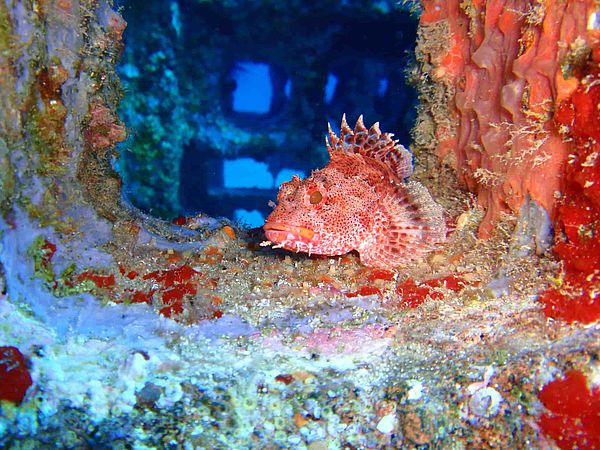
top-left (263, 115), bottom-right (446, 268)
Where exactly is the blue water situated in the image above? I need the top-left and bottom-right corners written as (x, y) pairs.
top-left (116, 0), bottom-right (419, 226)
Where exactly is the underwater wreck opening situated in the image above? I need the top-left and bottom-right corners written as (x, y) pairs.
top-left (116, 1), bottom-right (419, 226)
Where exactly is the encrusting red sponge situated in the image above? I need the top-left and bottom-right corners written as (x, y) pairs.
top-left (0, 346), bottom-right (33, 405)
top-left (538, 370), bottom-right (600, 449)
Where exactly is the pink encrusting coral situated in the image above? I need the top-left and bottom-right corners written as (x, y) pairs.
top-left (418, 0), bottom-right (595, 237)
top-left (84, 101), bottom-right (127, 151)
top-left (264, 115), bottom-right (446, 268)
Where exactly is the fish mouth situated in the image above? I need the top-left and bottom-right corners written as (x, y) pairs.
top-left (263, 222), bottom-right (317, 244)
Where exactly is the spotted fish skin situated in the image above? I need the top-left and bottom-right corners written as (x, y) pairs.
top-left (263, 115), bottom-right (446, 268)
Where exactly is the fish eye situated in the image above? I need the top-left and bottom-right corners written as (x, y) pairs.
top-left (309, 190), bottom-right (323, 205)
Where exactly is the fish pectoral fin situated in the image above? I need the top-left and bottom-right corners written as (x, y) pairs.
top-left (358, 182), bottom-right (446, 268)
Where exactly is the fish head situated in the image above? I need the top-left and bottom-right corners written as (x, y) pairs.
top-left (264, 165), bottom-right (374, 256)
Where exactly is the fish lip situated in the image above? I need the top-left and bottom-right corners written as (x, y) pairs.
top-left (263, 222), bottom-right (317, 243)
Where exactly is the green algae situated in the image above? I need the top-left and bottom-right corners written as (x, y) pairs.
top-left (0, 3), bottom-right (12, 53)
top-left (0, 3), bottom-right (19, 218)
top-left (28, 236), bottom-right (56, 285)
top-left (27, 236), bottom-right (107, 297)
top-left (0, 139), bottom-right (15, 218)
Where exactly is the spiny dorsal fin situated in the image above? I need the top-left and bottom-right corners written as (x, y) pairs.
top-left (358, 181), bottom-right (446, 267)
top-left (325, 114), bottom-right (413, 179)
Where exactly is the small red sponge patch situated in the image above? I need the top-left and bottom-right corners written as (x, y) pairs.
top-left (538, 370), bottom-right (600, 450)
top-left (0, 346), bottom-right (33, 404)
